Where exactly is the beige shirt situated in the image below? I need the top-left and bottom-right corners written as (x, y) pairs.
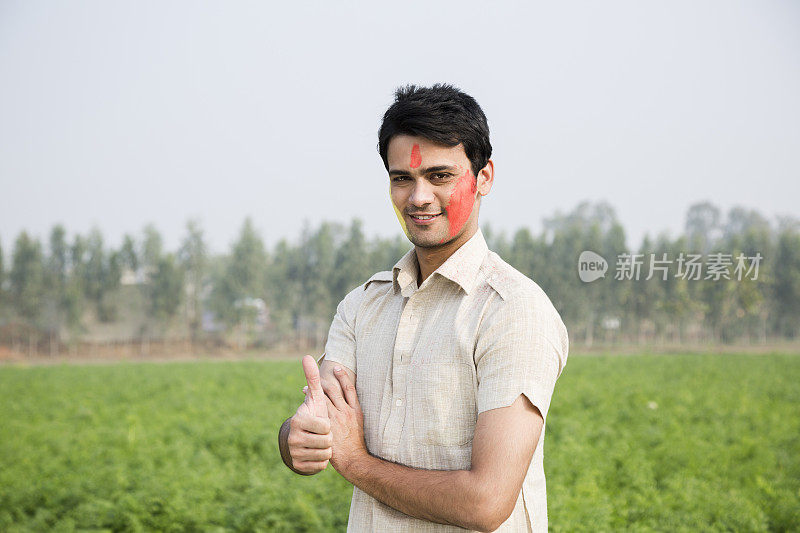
top-left (323, 229), bottom-right (569, 532)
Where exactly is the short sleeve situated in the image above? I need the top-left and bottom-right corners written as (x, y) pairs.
top-left (322, 284), bottom-right (364, 374)
top-left (474, 289), bottom-right (569, 421)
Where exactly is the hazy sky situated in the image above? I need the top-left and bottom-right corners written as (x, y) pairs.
top-left (1, 1), bottom-right (798, 254)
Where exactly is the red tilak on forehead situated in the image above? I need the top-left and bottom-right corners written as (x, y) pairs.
top-left (410, 144), bottom-right (422, 168)
top-left (441, 168), bottom-right (478, 243)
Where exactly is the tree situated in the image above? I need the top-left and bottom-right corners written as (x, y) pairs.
top-left (82, 228), bottom-right (119, 322)
top-left (47, 226), bottom-right (68, 287)
top-left (0, 238), bottom-right (6, 314)
top-left (508, 228), bottom-right (537, 277)
top-left (9, 232), bottom-right (45, 354)
top-left (264, 238), bottom-right (302, 339)
top-left (773, 224), bottom-right (800, 338)
top-left (137, 249), bottom-right (184, 355)
top-left (657, 235), bottom-right (698, 343)
top-left (103, 250), bottom-right (122, 320)
top-left (597, 219), bottom-right (627, 344)
top-left (70, 235), bottom-right (87, 278)
top-left (149, 253), bottom-right (184, 325)
top-left (208, 218), bottom-right (268, 347)
top-left (10, 232), bottom-right (44, 321)
top-left (482, 223), bottom-right (510, 258)
top-left (60, 234), bottom-right (89, 343)
top-left (42, 225), bottom-right (69, 355)
top-left (333, 219), bottom-right (371, 308)
top-left (541, 201), bottom-right (622, 344)
top-left (83, 228), bottom-right (105, 317)
top-left (641, 233), bottom-right (671, 343)
top-left (368, 234), bottom-right (410, 272)
top-left (723, 207), bottom-right (773, 342)
top-left (297, 222), bottom-right (338, 321)
top-left (685, 201), bottom-right (721, 254)
top-left (141, 224), bottom-right (163, 281)
top-left (724, 207), bottom-right (770, 243)
top-left (228, 218), bottom-right (268, 299)
top-left (178, 219), bottom-right (208, 343)
top-left (120, 233), bottom-right (139, 279)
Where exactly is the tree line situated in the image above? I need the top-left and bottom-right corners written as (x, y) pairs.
top-left (0, 201), bottom-right (798, 356)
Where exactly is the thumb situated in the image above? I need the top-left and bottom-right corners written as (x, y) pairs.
top-left (301, 355), bottom-right (328, 419)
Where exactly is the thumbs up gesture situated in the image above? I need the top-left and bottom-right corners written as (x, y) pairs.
top-left (301, 354), bottom-right (329, 419)
top-left (286, 355), bottom-right (334, 474)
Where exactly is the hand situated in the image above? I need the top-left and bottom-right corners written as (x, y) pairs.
top-left (287, 355), bottom-right (333, 474)
top-left (321, 366), bottom-right (368, 477)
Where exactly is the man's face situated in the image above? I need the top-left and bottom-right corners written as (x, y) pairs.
top-left (387, 135), bottom-right (492, 249)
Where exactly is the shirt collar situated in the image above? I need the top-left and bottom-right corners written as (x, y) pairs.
top-left (392, 229), bottom-right (489, 296)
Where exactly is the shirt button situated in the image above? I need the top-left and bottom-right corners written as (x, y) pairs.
top-left (395, 398), bottom-right (403, 407)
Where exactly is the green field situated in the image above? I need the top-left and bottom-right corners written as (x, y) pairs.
top-left (1, 354), bottom-right (798, 532)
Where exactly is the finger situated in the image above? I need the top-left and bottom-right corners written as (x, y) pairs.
top-left (302, 355), bottom-right (323, 396)
top-left (301, 355), bottom-right (327, 418)
top-left (288, 429), bottom-right (331, 450)
top-left (294, 413), bottom-right (331, 435)
top-left (295, 430), bottom-right (333, 450)
top-left (334, 366), bottom-right (360, 409)
top-left (324, 394), bottom-right (337, 420)
top-left (293, 460), bottom-right (328, 472)
top-left (293, 446), bottom-right (333, 462)
top-left (321, 378), bottom-right (348, 411)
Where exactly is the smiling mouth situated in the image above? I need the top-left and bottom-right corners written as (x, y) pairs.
top-left (408, 213), bottom-right (442, 222)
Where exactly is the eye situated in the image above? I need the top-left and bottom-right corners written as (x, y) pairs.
top-left (391, 175), bottom-right (410, 182)
top-left (431, 172), bottom-right (451, 181)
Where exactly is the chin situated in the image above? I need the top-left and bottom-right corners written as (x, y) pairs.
top-left (409, 232), bottom-right (456, 249)
top-left (412, 240), bottom-right (443, 249)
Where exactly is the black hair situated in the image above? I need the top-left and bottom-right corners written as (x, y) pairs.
top-left (378, 83), bottom-right (492, 177)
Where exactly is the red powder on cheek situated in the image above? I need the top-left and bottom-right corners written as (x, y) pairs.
top-left (410, 144), bottom-right (422, 168)
top-left (442, 169), bottom-right (478, 242)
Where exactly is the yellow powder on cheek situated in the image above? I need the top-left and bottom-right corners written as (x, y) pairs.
top-left (391, 191), bottom-right (410, 239)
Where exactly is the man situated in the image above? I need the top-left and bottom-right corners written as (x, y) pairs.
top-left (278, 84), bottom-right (569, 532)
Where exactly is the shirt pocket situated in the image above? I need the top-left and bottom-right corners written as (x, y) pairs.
top-left (410, 361), bottom-right (478, 447)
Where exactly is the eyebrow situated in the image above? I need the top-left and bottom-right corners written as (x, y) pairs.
top-left (388, 165), bottom-right (459, 176)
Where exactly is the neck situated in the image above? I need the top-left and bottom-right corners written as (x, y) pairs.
top-left (414, 225), bottom-right (478, 284)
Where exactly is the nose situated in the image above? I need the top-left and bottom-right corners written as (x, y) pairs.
top-left (408, 178), bottom-right (435, 208)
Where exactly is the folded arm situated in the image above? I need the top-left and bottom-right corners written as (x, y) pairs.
top-left (325, 368), bottom-right (543, 532)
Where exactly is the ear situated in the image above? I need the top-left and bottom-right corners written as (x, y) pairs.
top-left (476, 160), bottom-right (494, 197)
